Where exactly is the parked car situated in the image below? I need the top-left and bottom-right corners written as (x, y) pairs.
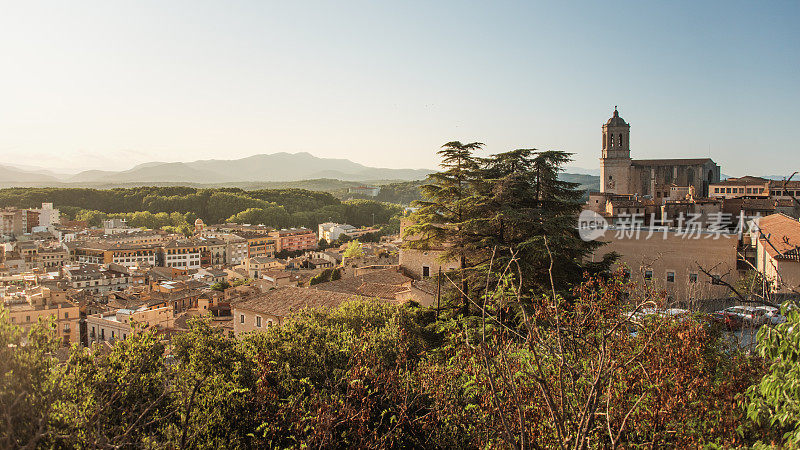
top-left (720, 306), bottom-right (770, 327)
top-left (708, 310), bottom-right (743, 330)
top-left (753, 306), bottom-right (786, 325)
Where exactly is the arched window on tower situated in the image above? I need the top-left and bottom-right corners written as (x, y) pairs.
top-left (619, 133), bottom-right (623, 148)
top-left (608, 133), bottom-right (613, 148)
top-left (603, 133), bottom-right (606, 149)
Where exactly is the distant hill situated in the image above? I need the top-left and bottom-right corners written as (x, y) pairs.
top-left (60, 152), bottom-right (434, 184)
top-left (0, 152), bottom-right (600, 197)
top-left (0, 165), bottom-right (61, 183)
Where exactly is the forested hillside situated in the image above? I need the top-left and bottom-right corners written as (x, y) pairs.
top-left (0, 187), bottom-right (403, 231)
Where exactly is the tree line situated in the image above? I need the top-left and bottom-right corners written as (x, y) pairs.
top-left (0, 187), bottom-right (403, 230)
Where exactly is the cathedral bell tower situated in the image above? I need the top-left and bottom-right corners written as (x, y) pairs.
top-left (600, 106), bottom-right (631, 194)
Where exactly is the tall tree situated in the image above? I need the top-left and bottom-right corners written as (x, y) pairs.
top-left (405, 141), bottom-right (483, 315)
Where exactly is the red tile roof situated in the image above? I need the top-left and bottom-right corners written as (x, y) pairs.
top-left (756, 214), bottom-right (800, 259)
top-left (233, 286), bottom-right (378, 318)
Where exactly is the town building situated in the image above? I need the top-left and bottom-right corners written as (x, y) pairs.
top-left (102, 218), bottom-right (132, 234)
top-left (398, 220), bottom-right (460, 279)
top-left (235, 232), bottom-right (276, 259)
top-left (752, 213), bottom-right (800, 293)
top-left (31, 203), bottom-right (60, 227)
top-left (243, 256), bottom-right (286, 279)
top-left (710, 176), bottom-right (800, 202)
top-left (62, 264), bottom-right (132, 293)
top-left (588, 227), bottom-right (740, 304)
top-left (232, 286), bottom-right (376, 337)
top-left (161, 240), bottom-right (203, 269)
top-left (318, 222), bottom-right (379, 243)
top-left (2, 286), bottom-right (80, 346)
top-left (87, 305), bottom-right (174, 345)
top-left (347, 186), bottom-right (381, 197)
top-left (0, 208), bottom-right (27, 238)
top-left (195, 236), bottom-right (227, 266)
top-left (268, 227), bottom-right (318, 253)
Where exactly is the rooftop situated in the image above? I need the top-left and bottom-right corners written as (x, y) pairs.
top-left (235, 286), bottom-right (378, 318)
top-left (756, 213), bottom-right (800, 260)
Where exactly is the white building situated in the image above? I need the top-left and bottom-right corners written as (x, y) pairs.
top-left (32, 203), bottom-right (60, 227)
top-left (162, 240), bottom-right (202, 269)
top-left (87, 305), bottom-right (173, 345)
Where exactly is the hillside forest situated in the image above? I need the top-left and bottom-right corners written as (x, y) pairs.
top-left (0, 187), bottom-right (404, 234)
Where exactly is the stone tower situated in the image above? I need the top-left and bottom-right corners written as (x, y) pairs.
top-left (600, 107), bottom-right (631, 194)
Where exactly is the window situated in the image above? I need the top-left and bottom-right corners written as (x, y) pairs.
top-left (644, 270), bottom-right (653, 281)
top-left (240, 314), bottom-right (245, 324)
top-left (714, 188), bottom-right (719, 193)
top-left (267, 320), bottom-right (273, 328)
top-left (256, 316), bottom-right (262, 328)
top-left (26, 315), bottom-right (30, 322)
top-left (666, 271), bottom-right (675, 283)
top-left (689, 273), bottom-right (698, 283)
top-left (726, 187), bottom-right (731, 193)
top-left (64, 312), bottom-right (69, 319)
top-left (422, 266), bottom-right (430, 277)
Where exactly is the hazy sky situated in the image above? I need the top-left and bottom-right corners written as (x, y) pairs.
top-left (1, 1), bottom-right (798, 175)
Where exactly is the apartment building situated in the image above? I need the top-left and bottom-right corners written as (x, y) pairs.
top-left (710, 177), bottom-right (800, 201)
top-left (269, 227), bottom-right (318, 252)
top-left (31, 203), bottom-right (60, 227)
top-left (224, 235), bottom-right (248, 265)
top-left (236, 232), bottom-right (276, 259)
top-left (588, 227), bottom-right (740, 303)
top-left (31, 246), bottom-right (70, 269)
top-left (752, 213), bottom-right (800, 293)
top-left (108, 243), bottom-right (161, 267)
top-left (87, 305), bottom-right (173, 345)
top-left (2, 286), bottom-right (80, 346)
top-left (0, 208), bottom-right (26, 237)
top-left (318, 222), bottom-right (379, 244)
top-left (162, 240), bottom-right (203, 269)
top-left (196, 236), bottom-right (227, 266)
top-left (63, 264), bottom-right (132, 293)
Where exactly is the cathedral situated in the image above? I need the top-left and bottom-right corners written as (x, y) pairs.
top-left (600, 107), bottom-right (720, 199)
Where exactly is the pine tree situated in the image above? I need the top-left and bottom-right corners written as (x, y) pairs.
top-left (405, 141), bottom-right (483, 315)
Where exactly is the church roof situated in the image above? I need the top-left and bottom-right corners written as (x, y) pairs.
top-left (630, 158), bottom-right (714, 166)
top-left (605, 107), bottom-right (628, 127)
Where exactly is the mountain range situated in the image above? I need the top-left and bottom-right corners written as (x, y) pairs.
top-left (1, 152), bottom-right (435, 185)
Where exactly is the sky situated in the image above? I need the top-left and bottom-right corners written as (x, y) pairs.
top-left (0, 1), bottom-right (798, 176)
